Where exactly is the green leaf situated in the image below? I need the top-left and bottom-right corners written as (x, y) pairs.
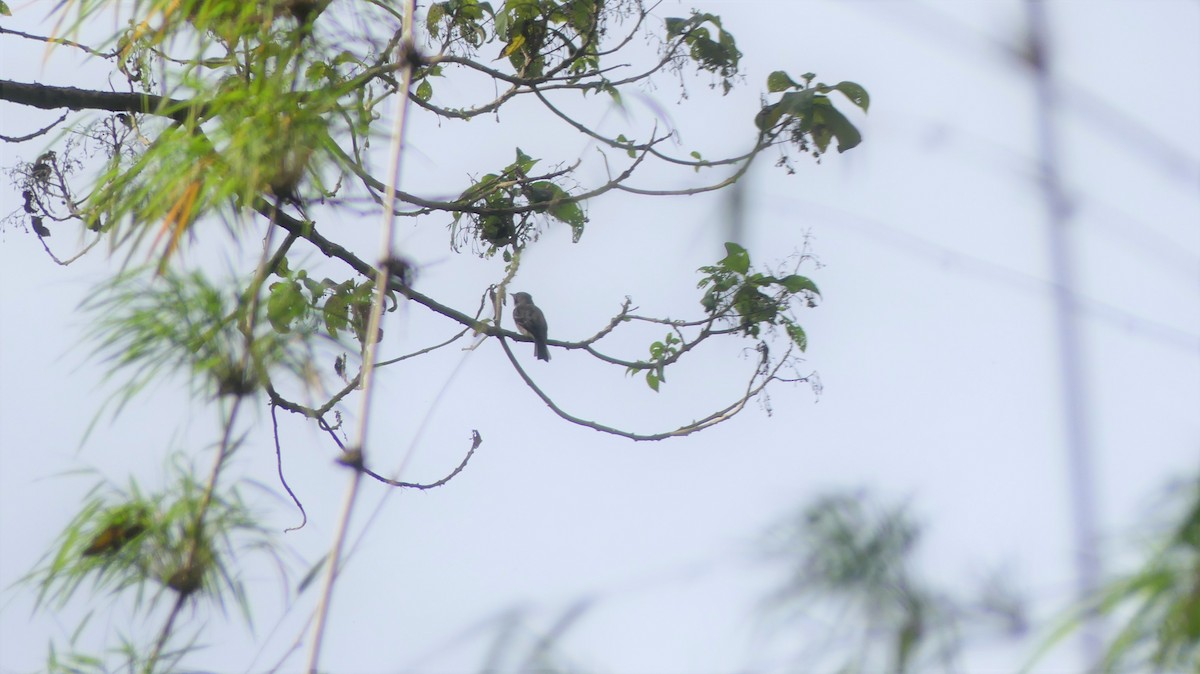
top-left (719, 242), bottom-right (750, 275)
top-left (415, 80), bottom-right (433, 102)
top-left (603, 83), bottom-right (622, 106)
top-left (305, 62), bottom-right (330, 83)
top-left (266, 281), bottom-right (306, 334)
top-left (757, 89), bottom-right (816, 131)
top-left (617, 133), bottom-right (636, 158)
top-left (323, 293), bottom-right (349, 338)
top-left (514, 147), bottom-right (538, 173)
top-left (779, 274), bottom-right (820, 295)
top-left (747, 272), bottom-right (772, 287)
top-left (550, 200), bottom-right (586, 242)
top-left (458, 173), bottom-right (500, 204)
top-left (832, 80), bottom-right (870, 112)
top-left (786, 322), bottom-right (808, 352)
top-left (818, 103), bottom-right (863, 153)
top-left (664, 17), bottom-right (686, 38)
top-left (733, 285), bottom-right (776, 331)
top-left (754, 103), bottom-right (780, 131)
top-left (426, 2), bottom-right (447, 37)
top-left (526, 180), bottom-right (558, 208)
top-left (493, 3), bottom-right (509, 37)
top-left (778, 89), bottom-right (817, 117)
top-left (0, 2), bottom-right (10, 16)
top-left (565, 0), bottom-right (595, 32)
top-left (767, 70), bottom-right (797, 92)
top-left (646, 370), bottom-right (660, 392)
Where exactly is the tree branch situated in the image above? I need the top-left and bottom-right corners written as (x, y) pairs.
top-left (498, 334), bottom-right (794, 441)
top-left (0, 79), bottom-right (203, 123)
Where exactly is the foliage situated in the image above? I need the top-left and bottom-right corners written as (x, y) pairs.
top-left (665, 12), bottom-right (741, 94)
top-left (757, 73), bottom-right (870, 161)
top-left (698, 242), bottom-right (818, 347)
top-left (450, 147), bottom-right (587, 256)
top-left (85, 269), bottom-right (317, 406)
top-left (763, 491), bottom-right (1027, 673)
top-left (26, 460), bottom-right (280, 670)
top-left (1034, 477), bottom-right (1200, 673)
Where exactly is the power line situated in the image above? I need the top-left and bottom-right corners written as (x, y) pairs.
top-left (851, 0), bottom-right (1200, 190)
top-left (756, 193), bottom-right (1200, 356)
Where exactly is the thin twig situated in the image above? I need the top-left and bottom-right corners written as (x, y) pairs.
top-left (271, 404), bottom-right (307, 533)
top-left (498, 333), bottom-right (791, 441)
top-left (0, 111), bottom-right (70, 142)
top-left (360, 431), bottom-right (482, 489)
top-left (0, 25), bottom-right (118, 57)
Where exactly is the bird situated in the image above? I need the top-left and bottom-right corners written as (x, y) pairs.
top-left (511, 291), bottom-right (550, 361)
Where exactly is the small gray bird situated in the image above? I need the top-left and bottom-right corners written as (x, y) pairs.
top-left (511, 291), bottom-right (550, 361)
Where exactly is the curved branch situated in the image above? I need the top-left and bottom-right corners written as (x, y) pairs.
top-left (258, 202), bottom-right (526, 341)
top-left (272, 385), bottom-right (482, 491)
top-left (266, 309), bottom-right (482, 425)
top-left (260, 202), bottom-right (745, 378)
top-left (582, 322), bottom-right (741, 370)
top-left (0, 111), bottom-right (70, 143)
top-left (532, 85), bottom-right (765, 169)
top-left (359, 430), bottom-right (482, 490)
top-left (498, 335), bottom-right (794, 441)
top-left (326, 133), bottom-right (644, 217)
top-left (0, 26), bottom-right (118, 58)
top-left (270, 404), bottom-right (308, 533)
top-left (595, 1), bottom-right (654, 58)
top-left (33, 227), bottom-right (103, 266)
top-left (407, 79), bottom-right (523, 120)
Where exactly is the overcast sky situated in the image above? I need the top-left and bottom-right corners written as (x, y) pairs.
top-left (2, 1), bottom-right (1198, 672)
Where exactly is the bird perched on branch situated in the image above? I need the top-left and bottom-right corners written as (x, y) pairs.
top-left (512, 292), bottom-right (550, 361)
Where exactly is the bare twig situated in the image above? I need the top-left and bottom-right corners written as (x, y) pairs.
top-left (0, 111), bottom-right (70, 143)
top-left (0, 25), bottom-right (118, 57)
top-left (270, 404), bottom-right (308, 533)
top-left (498, 332), bottom-right (792, 441)
top-left (359, 431), bottom-right (482, 489)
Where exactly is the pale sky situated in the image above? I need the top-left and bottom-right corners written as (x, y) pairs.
top-left (2, 1), bottom-right (1198, 672)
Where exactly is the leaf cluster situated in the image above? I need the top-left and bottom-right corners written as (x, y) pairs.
top-left (28, 464), bottom-right (275, 622)
top-left (451, 148), bottom-right (586, 256)
top-left (763, 493), bottom-right (1024, 674)
top-left (635, 332), bottom-right (680, 392)
top-left (758, 72), bottom-right (870, 157)
top-left (665, 12), bottom-right (741, 94)
top-left (698, 242), bottom-right (818, 349)
top-left (1086, 478), bottom-right (1200, 672)
top-left (87, 270), bottom-right (313, 405)
top-left (427, 0), bottom-right (601, 78)
top-left (267, 256), bottom-right (396, 347)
